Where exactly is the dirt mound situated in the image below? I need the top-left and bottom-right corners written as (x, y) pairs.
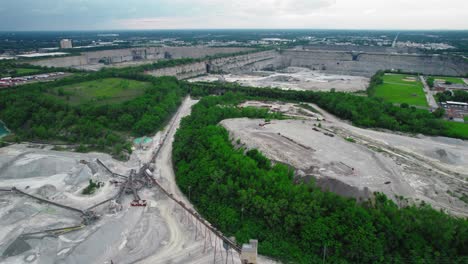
top-left (0, 154), bottom-right (76, 180)
top-left (2, 238), bottom-right (32, 258)
top-left (36, 184), bottom-right (57, 199)
top-left (267, 75), bottom-right (300, 82)
top-left (316, 177), bottom-right (373, 201)
top-left (64, 165), bottom-right (92, 186)
top-left (425, 148), bottom-right (461, 165)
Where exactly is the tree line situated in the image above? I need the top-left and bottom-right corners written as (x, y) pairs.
top-left (436, 90), bottom-right (468, 103)
top-left (366, 70), bottom-right (384, 96)
top-left (173, 93), bottom-right (468, 263)
top-left (0, 60), bottom-right (82, 78)
top-left (187, 81), bottom-right (467, 139)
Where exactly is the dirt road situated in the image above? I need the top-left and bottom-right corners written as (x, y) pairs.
top-left (138, 97), bottom-right (244, 264)
top-left (420, 76), bottom-right (439, 110)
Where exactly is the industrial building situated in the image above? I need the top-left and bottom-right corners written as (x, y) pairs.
top-left (60, 39), bottom-right (73, 49)
top-left (441, 101), bottom-right (468, 122)
top-left (442, 101), bottom-right (468, 111)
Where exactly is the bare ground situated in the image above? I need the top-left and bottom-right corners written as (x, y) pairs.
top-left (221, 101), bottom-right (468, 217)
top-left (189, 67), bottom-right (370, 92)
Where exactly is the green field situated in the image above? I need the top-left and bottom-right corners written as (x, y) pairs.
top-left (373, 74), bottom-right (428, 107)
top-left (15, 68), bottom-right (41, 75)
top-left (464, 115), bottom-right (468, 123)
top-left (444, 121), bottom-right (468, 139)
top-left (431, 76), bottom-right (466, 85)
top-left (50, 78), bottom-right (151, 105)
top-left (0, 68), bottom-right (42, 78)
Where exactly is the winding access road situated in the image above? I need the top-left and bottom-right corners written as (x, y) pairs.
top-left (138, 97), bottom-right (244, 264)
top-left (420, 76), bottom-right (439, 110)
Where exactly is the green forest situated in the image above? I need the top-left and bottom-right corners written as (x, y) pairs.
top-left (173, 93), bottom-right (467, 263)
top-left (0, 71), bottom-right (186, 159)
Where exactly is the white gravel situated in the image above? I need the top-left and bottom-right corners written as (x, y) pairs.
top-left (189, 67), bottom-right (370, 92)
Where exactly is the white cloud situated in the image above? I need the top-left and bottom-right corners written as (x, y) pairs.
top-left (363, 9), bottom-right (376, 15)
top-left (1, 0), bottom-right (467, 30)
top-left (119, 0), bottom-right (468, 30)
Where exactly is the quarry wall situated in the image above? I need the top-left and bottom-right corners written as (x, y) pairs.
top-left (30, 46), bottom-right (468, 78)
top-left (301, 45), bottom-right (422, 54)
top-left (147, 48), bottom-right (467, 79)
top-left (146, 50), bottom-right (278, 79)
top-left (30, 46), bottom-right (253, 68)
top-left (147, 49), bottom-right (467, 79)
top-left (280, 50), bottom-right (468, 77)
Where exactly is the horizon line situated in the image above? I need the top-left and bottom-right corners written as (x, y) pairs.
top-left (1, 28), bottom-right (468, 33)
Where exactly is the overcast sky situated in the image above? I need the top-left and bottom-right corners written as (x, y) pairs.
top-left (1, 0), bottom-right (467, 31)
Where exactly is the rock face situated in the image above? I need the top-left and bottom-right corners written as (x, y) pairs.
top-left (30, 46), bottom-right (254, 68)
top-left (32, 45), bottom-right (468, 78)
top-left (148, 49), bottom-right (468, 79)
top-left (146, 50), bottom-right (279, 79)
top-left (280, 50), bottom-right (468, 77)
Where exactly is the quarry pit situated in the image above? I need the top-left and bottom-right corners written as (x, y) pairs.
top-left (189, 67), bottom-right (370, 92)
top-left (221, 101), bottom-right (468, 217)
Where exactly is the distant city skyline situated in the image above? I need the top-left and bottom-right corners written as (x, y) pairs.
top-left (1, 0), bottom-right (467, 31)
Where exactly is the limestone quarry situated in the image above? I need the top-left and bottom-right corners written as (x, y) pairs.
top-left (3, 43), bottom-right (468, 263)
top-left (221, 101), bottom-right (468, 217)
top-left (189, 67), bottom-right (370, 92)
top-left (0, 98), bottom-right (255, 264)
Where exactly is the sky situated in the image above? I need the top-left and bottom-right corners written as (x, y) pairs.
top-left (1, 0), bottom-right (467, 31)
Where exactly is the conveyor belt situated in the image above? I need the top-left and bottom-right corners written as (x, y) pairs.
top-left (12, 187), bottom-right (84, 215)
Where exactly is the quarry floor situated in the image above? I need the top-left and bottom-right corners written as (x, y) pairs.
top-left (221, 101), bottom-right (468, 217)
top-left (0, 97), bottom-right (273, 264)
top-left (189, 67), bottom-right (370, 92)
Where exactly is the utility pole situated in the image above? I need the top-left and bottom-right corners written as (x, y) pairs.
top-left (322, 244), bottom-right (327, 264)
top-left (241, 206), bottom-right (244, 222)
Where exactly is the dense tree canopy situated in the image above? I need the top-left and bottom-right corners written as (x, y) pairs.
top-left (0, 71), bottom-right (186, 159)
top-left (436, 90), bottom-right (468, 103)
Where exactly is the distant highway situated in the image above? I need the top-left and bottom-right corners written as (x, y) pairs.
top-left (392, 33), bottom-right (400, 48)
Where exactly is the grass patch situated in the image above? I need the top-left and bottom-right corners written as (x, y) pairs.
top-left (51, 146), bottom-right (67, 151)
top-left (0, 67), bottom-right (41, 77)
top-left (345, 137), bottom-right (356, 143)
top-left (444, 121), bottom-right (468, 139)
top-left (464, 116), bottom-right (468, 123)
top-left (461, 194), bottom-right (468, 204)
top-left (49, 78), bottom-right (151, 105)
top-left (15, 68), bottom-right (41, 75)
top-left (373, 74), bottom-right (428, 107)
top-left (297, 103), bottom-right (320, 114)
top-left (82, 179), bottom-right (102, 195)
top-left (431, 76), bottom-right (466, 85)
